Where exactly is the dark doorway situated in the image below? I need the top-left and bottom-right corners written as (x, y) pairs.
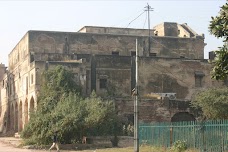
top-left (171, 112), bottom-right (195, 122)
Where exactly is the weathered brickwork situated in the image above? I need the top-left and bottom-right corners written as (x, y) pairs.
top-left (0, 22), bottom-right (225, 134)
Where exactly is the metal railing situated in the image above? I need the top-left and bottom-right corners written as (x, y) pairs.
top-left (139, 120), bottom-right (228, 151)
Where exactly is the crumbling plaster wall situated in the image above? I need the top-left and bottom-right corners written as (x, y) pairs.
top-left (94, 55), bottom-right (132, 96)
top-left (78, 26), bottom-right (155, 36)
top-left (150, 36), bottom-right (205, 59)
top-left (2, 32), bottom-right (39, 132)
top-left (0, 64), bottom-right (6, 81)
top-left (138, 57), bottom-right (221, 101)
top-left (29, 31), bottom-right (144, 56)
top-left (116, 98), bottom-right (196, 123)
top-left (28, 31), bottom-right (204, 60)
top-left (0, 64), bottom-right (6, 117)
top-left (0, 74), bottom-right (8, 132)
top-left (8, 33), bottom-right (29, 70)
top-left (163, 22), bottom-right (179, 37)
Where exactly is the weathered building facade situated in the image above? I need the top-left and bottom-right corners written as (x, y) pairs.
top-left (0, 22), bottom-right (225, 134)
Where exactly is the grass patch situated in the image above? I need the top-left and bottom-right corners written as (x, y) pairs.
top-left (77, 146), bottom-right (167, 152)
top-left (74, 146), bottom-right (198, 152)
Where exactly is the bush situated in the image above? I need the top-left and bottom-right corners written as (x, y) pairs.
top-left (170, 140), bottom-right (187, 152)
top-left (21, 66), bottom-right (121, 145)
top-left (122, 123), bottom-right (134, 136)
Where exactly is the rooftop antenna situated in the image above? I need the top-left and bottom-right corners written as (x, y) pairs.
top-left (144, 3), bottom-right (153, 53)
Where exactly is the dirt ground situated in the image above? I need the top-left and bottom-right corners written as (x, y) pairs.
top-left (0, 137), bottom-right (97, 152)
top-left (0, 137), bottom-right (39, 152)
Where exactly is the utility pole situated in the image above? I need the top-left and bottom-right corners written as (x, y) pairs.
top-left (134, 6), bottom-right (153, 152)
top-left (144, 3), bottom-right (153, 53)
top-left (134, 39), bottom-right (139, 152)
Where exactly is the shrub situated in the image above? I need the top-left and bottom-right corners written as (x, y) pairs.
top-left (21, 66), bottom-right (121, 145)
top-left (170, 140), bottom-right (187, 152)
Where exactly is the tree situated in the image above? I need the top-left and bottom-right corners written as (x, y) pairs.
top-left (37, 65), bottom-right (81, 114)
top-left (211, 46), bottom-right (228, 80)
top-left (191, 88), bottom-right (228, 119)
top-left (194, 3), bottom-right (228, 118)
top-left (21, 66), bottom-right (121, 145)
top-left (209, 2), bottom-right (228, 80)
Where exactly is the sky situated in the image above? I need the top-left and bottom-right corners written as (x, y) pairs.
top-left (0, 0), bottom-right (226, 66)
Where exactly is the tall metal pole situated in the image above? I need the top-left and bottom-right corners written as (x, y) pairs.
top-left (147, 4), bottom-right (151, 53)
top-left (145, 3), bottom-right (153, 53)
top-left (134, 39), bottom-right (139, 152)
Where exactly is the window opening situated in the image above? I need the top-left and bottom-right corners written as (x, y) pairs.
top-left (149, 53), bottom-right (157, 57)
top-left (131, 51), bottom-right (136, 56)
top-left (100, 78), bottom-right (107, 89)
top-left (112, 51), bottom-right (119, 56)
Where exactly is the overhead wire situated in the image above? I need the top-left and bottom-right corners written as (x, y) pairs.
top-left (126, 10), bottom-right (146, 28)
top-left (111, 9), bottom-right (145, 27)
top-left (143, 10), bottom-right (147, 29)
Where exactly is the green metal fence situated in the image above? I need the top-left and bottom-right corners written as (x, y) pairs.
top-left (139, 120), bottom-right (228, 151)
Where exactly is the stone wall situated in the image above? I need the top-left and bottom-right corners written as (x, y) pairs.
top-left (0, 64), bottom-right (6, 81)
top-left (86, 55), bottom-right (224, 101)
top-left (116, 98), bottom-right (197, 123)
top-left (25, 30), bottom-right (204, 64)
top-left (8, 33), bottom-right (29, 70)
top-left (93, 55), bottom-right (132, 96)
top-left (138, 57), bottom-right (218, 100)
top-left (150, 36), bottom-right (205, 59)
top-left (78, 26), bottom-right (155, 36)
top-left (85, 136), bottom-right (134, 148)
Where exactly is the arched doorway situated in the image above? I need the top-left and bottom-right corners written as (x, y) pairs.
top-left (29, 97), bottom-right (35, 115)
top-left (18, 101), bottom-right (23, 131)
top-left (7, 105), bottom-right (10, 132)
top-left (171, 112), bottom-right (195, 122)
top-left (24, 99), bottom-right (28, 125)
top-left (15, 102), bottom-right (18, 132)
top-left (10, 104), bottom-right (14, 130)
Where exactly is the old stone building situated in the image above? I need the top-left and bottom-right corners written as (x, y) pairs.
top-left (0, 22), bottom-right (225, 134)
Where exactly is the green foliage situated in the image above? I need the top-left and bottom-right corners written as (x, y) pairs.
top-left (170, 140), bottom-right (187, 152)
top-left (209, 3), bottom-right (228, 40)
top-left (211, 46), bottom-right (228, 80)
top-left (39, 65), bottom-right (81, 96)
top-left (191, 88), bottom-right (228, 119)
top-left (21, 66), bottom-right (121, 145)
top-left (122, 124), bottom-right (134, 136)
top-left (209, 2), bottom-right (228, 80)
top-left (83, 91), bottom-right (121, 137)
